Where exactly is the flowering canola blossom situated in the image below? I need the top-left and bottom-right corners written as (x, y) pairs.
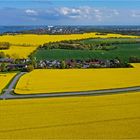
top-left (15, 63), bottom-right (140, 94)
top-left (0, 92), bottom-right (140, 139)
top-left (0, 73), bottom-right (17, 93)
top-left (0, 33), bottom-right (139, 58)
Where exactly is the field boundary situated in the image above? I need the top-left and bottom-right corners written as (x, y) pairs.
top-left (1, 72), bottom-right (140, 100)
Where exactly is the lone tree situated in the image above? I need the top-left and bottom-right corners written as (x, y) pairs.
top-left (0, 52), bottom-right (6, 58)
top-left (0, 63), bottom-right (7, 72)
top-left (60, 60), bottom-right (66, 69)
top-left (26, 65), bottom-right (34, 72)
top-left (30, 56), bottom-right (37, 68)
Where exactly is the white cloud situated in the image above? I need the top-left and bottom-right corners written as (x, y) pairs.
top-left (59, 7), bottom-right (69, 15)
top-left (25, 9), bottom-right (38, 16)
top-left (0, 3), bottom-right (139, 26)
top-left (95, 15), bottom-right (102, 21)
top-left (131, 10), bottom-right (140, 17)
top-left (59, 7), bottom-right (82, 16)
top-left (55, 7), bottom-right (121, 22)
top-left (22, 7), bottom-right (140, 25)
top-left (113, 10), bottom-right (119, 15)
top-left (57, 6), bottom-right (102, 21)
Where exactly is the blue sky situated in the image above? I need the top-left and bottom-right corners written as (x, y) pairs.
top-left (0, 0), bottom-right (140, 25)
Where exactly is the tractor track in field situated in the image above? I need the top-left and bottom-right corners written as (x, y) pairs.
top-left (1, 72), bottom-right (140, 100)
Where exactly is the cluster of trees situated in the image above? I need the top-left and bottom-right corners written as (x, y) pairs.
top-left (0, 59), bottom-right (35, 73)
top-left (129, 56), bottom-right (140, 63)
top-left (109, 62), bottom-right (132, 68)
top-left (0, 42), bottom-right (10, 50)
top-left (41, 39), bottom-right (119, 51)
top-left (41, 40), bottom-right (88, 50)
top-left (40, 38), bottom-right (140, 51)
top-left (60, 60), bottom-right (132, 69)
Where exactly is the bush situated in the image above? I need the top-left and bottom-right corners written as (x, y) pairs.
top-left (0, 42), bottom-right (10, 50)
top-left (129, 56), bottom-right (140, 63)
top-left (0, 52), bottom-right (6, 58)
top-left (60, 61), bottom-right (66, 69)
top-left (26, 65), bottom-right (34, 72)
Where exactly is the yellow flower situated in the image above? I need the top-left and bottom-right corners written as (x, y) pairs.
top-left (0, 73), bottom-right (16, 93)
top-left (0, 33), bottom-right (139, 58)
top-left (15, 63), bottom-right (140, 94)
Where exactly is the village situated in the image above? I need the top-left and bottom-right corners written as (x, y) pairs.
top-left (0, 57), bottom-right (132, 72)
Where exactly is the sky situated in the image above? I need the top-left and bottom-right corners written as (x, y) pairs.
top-left (0, 0), bottom-right (140, 25)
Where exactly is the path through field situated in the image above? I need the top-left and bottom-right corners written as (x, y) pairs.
top-left (1, 72), bottom-right (140, 100)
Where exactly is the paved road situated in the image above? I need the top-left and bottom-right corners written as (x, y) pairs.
top-left (0, 72), bottom-right (26, 100)
top-left (0, 72), bottom-right (140, 100)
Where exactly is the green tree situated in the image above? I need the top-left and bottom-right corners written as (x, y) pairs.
top-left (26, 65), bottom-right (34, 72)
top-left (30, 56), bottom-right (37, 68)
top-left (60, 60), bottom-right (66, 69)
top-left (0, 63), bottom-right (7, 72)
top-left (0, 52), bottom-right (6, 58)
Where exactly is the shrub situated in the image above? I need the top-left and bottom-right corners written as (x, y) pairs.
top-left (0, 52), bottom-right (6, 58)
top-left (60, 61), bottom-right (66, 69)
top-left (0, 42), bottom-right (10, 50)
top-left (26, 65), bottom-right (34, 72)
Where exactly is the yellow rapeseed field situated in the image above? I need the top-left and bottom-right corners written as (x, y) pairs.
top-left (0, 33), bottom-right (139, 58)
top-left (0, 72), bottom-right (17, 93)
top-left (0, 92), bottom-right (140, 139)
top-left (0, 33), bottom-right (138, 45)
top-left (15, 63), bottom-right (140, 94)
top-left (1, 45), bottom-right (37, 59)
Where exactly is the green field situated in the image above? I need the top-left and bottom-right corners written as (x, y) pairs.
top-left (33, 43), bottom-right (140, 62)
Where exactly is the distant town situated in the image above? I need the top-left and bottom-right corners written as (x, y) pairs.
top-left (1, 25), bottom-right (140, 35)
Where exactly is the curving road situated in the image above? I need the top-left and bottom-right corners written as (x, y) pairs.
top-left (0, 72), bottom-right (27, 100)
top-left (0, 72), bottom-right (140, 100)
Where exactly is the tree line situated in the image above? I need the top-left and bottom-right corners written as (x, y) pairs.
top-left (40, 38), bottom-right (140, 51)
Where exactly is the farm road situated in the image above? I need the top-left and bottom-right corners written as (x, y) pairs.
top-left (0, 72), bottom-right (140, 100)
top-left (1, 72), bottom-right (26, 99)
